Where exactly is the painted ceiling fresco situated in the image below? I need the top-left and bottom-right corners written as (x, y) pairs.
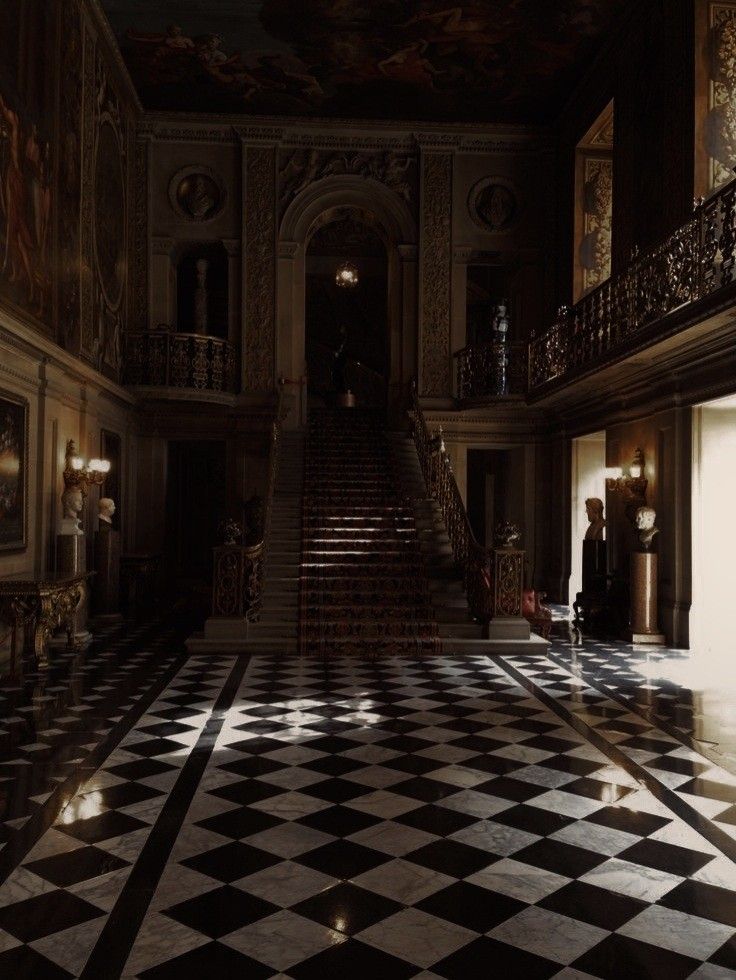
top-left (101, 0), bottom-right (627, 123)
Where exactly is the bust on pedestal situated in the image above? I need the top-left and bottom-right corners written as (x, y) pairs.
top-left (629, 506), bottom-right (665, 645)
top-left (573, 498), bottom-right (607, 626)
top-left (93, 497), bottom-right (122, 621)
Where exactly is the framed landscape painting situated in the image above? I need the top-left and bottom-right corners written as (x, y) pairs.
top-left (0, 391), bottom-right (28, 552)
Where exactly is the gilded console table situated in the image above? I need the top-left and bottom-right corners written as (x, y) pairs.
top-left (0, 572), bottom-right (90, 672)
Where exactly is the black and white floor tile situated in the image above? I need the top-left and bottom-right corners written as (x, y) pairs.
top-left (1, 635), bottom-right (736, 978)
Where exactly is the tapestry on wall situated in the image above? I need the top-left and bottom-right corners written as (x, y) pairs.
top-left (0, 1), bottom-right (54, 326)
top-left (0, 392), bottom-right (28, 552)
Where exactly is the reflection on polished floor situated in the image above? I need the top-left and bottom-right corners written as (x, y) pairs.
top-left (0, 621), bottom-right (736, 978)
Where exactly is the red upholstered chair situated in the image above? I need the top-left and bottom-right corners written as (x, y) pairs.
top-left (522, 589), bottom-right (553, 639)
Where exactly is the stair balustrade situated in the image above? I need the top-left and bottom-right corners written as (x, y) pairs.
top-left (409, 381), bottom-right (524, 623)
top-left (210, 382), bottom-right (286, 625)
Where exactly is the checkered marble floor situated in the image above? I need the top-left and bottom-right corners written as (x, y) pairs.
top-left (3, 650), bottom-right (735, 978)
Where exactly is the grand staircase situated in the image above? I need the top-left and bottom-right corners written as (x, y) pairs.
top-left (299, 409), bottom-right (441, 656)
top-left (192, 404), bottom-right (547, 656)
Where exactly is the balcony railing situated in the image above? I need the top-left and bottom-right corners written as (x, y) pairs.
top-left (529, 177), bottom-right (736, 393)
top-left (123, 330), bottom-right (236, 393)
top-left (454, 342), bottom-right (526, 401)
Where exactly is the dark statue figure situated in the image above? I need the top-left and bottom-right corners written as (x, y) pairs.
top-left (331, 326), bottom-right (349, 394)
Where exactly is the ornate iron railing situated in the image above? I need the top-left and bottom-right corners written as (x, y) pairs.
top-left (529, 177), bottom-right (736, 392)
top-left (409, 381), bottom-right (524, 623)
top-left (123, 330), bottom-right (236, 392)
top-left (244, 380), bottom-right (287, 622)
top-left (454, 342), bottom-right (526, 400)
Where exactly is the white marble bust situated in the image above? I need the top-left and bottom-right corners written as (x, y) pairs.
top-left (98, 497), bottom-right (116, 527)
top-left (61, 487), bottom-right (84, 535)
top-left (635, 505), bottom-right (659, 550)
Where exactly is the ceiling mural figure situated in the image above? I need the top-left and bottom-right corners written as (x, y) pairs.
top-left (101, 0), bottom-right (626, 122)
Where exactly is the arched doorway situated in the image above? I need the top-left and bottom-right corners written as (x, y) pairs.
top-left (277, 175), bottom-right (418, 427)
top-left (305, 209), bottom-right (388, 408)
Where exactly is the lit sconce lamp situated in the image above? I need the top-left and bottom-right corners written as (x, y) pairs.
top-left (63, 439), bottom-right (110, 498)
top-left (335, 261), bottom-right (359, 289)
top-left (605, 447), bottom-right (648, 521)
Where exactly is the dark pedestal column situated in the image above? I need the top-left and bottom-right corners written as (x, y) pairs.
top-left (93, 527), bottom-right (122, 621)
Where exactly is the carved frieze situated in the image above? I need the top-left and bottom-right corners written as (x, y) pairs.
top-left (420, 153), bottom-right (452, 397)
top-left (245, 146), bottom-right (276, 392)
top-left (279, 148), bottom-right (417, 217)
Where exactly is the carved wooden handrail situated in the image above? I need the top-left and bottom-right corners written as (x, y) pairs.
top-left (529, 176), bottom-right (736, 392)
top-left (123, 329), bottom-right (236, 392)
top-left (454, 341), bottom-right (527, 400)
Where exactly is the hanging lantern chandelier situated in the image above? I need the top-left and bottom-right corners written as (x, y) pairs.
top-left (335, 260), bottom-right (359, 288)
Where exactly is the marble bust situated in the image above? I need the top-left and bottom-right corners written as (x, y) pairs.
top-left (584, 497), bottom-right (606, 541)
top-left (98, 497), bottom-right (116, 527)
top-left (635, 505), bottom-right (659, 550)
top-left (61, 487), bottom-right (84, 535)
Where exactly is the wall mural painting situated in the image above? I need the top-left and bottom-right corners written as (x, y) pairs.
top-left (101, 0), bottom-right (626, 122)
top-left (0, 392), bottom-right (28, 552)
top-left (59, 0), bottom-right (84, 351)
top-left (0, 1), bottom-right (54, 324)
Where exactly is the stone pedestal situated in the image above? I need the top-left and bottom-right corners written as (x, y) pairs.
top-left (53, 533), bottom-right (92, 649)
top-left (629, 551), bottom-right (665, 645)
top-left (485, 617), bottom-right (531, 640)
top-left (93, 528), bottom-right (122, 621)
top-left (582, 539), bottom-right (607, 593)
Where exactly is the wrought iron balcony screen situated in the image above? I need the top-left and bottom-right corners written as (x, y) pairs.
top-left (528, 179), bottom-right (736, 391)
top-left (123, 331), bottom-right (236, 392)
top-left (454, 342), bottom-right (527, 400)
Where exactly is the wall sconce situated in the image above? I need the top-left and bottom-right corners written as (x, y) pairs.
top-left (605, 447), bottom-right (647, 521)
top-left (63, 439), bottom-right (110, 498)
top-left (335, 261), bottom-right (359, 288)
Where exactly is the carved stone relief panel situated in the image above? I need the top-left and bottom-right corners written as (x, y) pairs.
top-left (245, 145), bottom-right (276, 392)
top-left (131, 137), bottom-right (149, 330)
top-left (420, 152), bottom-right (452, 397)
top-left (279, 148), bottom-right (417, 218)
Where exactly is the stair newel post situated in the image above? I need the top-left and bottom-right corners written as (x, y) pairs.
top-left (487, 522), bottom-right (531, 641)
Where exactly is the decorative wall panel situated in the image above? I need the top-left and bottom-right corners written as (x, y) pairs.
top-left (58, 0), bottom-right (83, 352)
top-left (580, 157), bottom-right (613, 293)
top-left (244, 145), bottom-right (276, 392)
top-left (420, 152), bottom-right (452, 397)
top-left (708, 4), bottom-right (736, 190)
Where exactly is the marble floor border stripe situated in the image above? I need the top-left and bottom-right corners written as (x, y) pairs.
top-left (0, 649), bottom-right (190, 887)
top-left (544, 644), bottom-right (736, 776)
top-left (495, 654), bottom-right (736, 867)
top-left (79, 653), bottom-right (252, 980)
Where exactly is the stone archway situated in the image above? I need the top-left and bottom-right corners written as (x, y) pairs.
top-left (277, 176), bottom-right (418, 426)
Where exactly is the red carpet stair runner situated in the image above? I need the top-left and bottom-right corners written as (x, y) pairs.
top-left (299, 409), bottom-right (441, 656)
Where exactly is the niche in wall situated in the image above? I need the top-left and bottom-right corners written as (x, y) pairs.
top-left (175, 242), bottom-right (228, 338)
top-left (465, 263), bottom-right (509, 347)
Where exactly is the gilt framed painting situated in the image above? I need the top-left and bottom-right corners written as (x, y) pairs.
top-left (0, 391), bottom-right (28, 552)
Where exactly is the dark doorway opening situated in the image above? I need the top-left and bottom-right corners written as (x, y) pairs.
top-left (165, 440), bottom-right (227, 587)
top-left (305, 210), bottom-right (388, 408)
